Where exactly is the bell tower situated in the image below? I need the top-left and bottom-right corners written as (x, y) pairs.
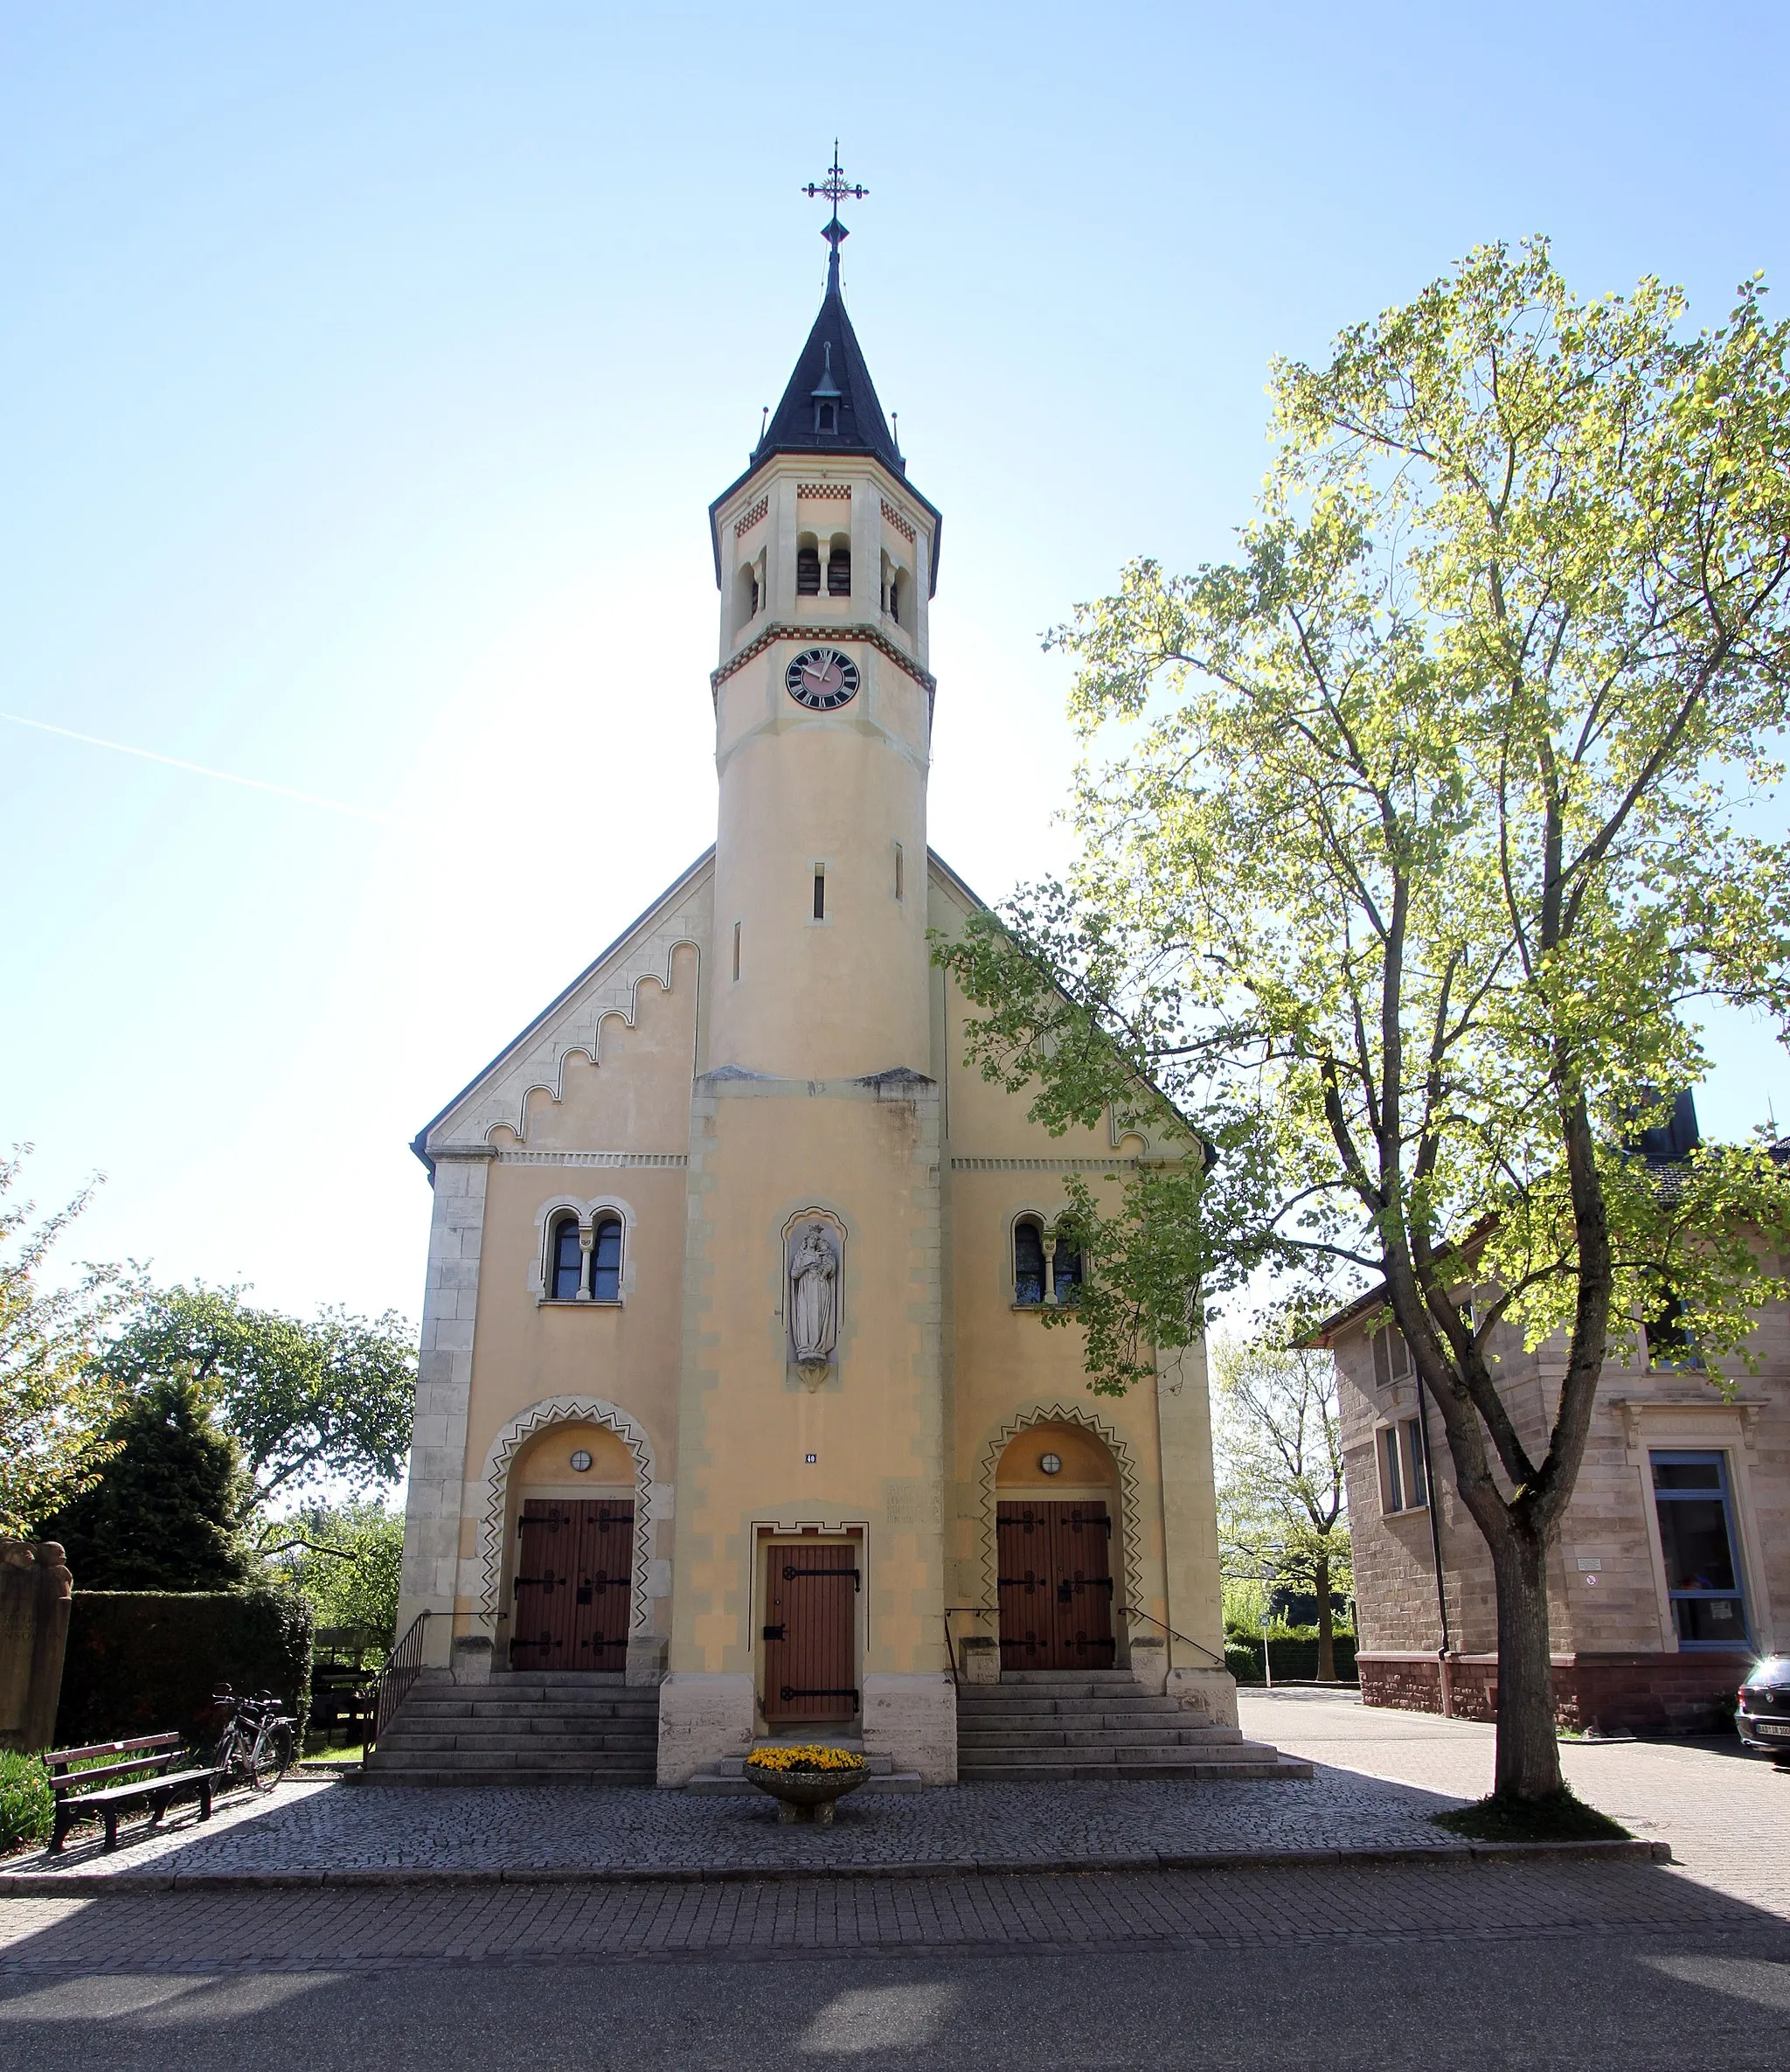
top-left (704, 151), bottom-right (942, 1081)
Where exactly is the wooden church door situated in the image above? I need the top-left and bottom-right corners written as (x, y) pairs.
top-left (762, 1541), bottom-right (860, 1723)
top-left (513, 1498), bottom-right (635, 1670)
top-left (996, 1500), bottom-right (1116, 1670)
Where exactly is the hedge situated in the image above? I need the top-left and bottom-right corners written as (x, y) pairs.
top-left (55, 1589), bottom-right (314, 1753)
top-left (1226, 1630), bottom-right (1358, 1685)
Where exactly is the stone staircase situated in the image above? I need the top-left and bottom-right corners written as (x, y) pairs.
top-left (956, 1670), bottom-right (1311, 1783)
top-left (685, 1732), bottom-right (921, 1796)
top-left (358, 1669), bottom-right (660, 1786)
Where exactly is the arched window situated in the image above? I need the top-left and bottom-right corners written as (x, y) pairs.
top-left (1014, 1217), bottom-right (1046, 1307)
top-left (735, 561), bottom-right (760, 631)
top-left (550, 1215), bottom-right (584, 1301)
top-left (826, 535), bottom-right (851, 596)
top-left (590, 1214), bottom-right (623, 1302)
top-left (1051, 1228), bottom-right (1082, 1305)
top-left (796, 534), bottom-right (822, 595)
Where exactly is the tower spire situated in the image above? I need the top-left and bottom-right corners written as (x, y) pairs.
top-left (801, 141), bottom-right (868, 296)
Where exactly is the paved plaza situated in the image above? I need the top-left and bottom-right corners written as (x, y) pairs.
top-left (4, 1689), bottom-right (1787, 2068)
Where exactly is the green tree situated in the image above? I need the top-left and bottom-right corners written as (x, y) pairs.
top-left (1213, 1338), bottom-right (1351, 1680)
top-left (0, 1150), bottom-right (137, 1538)
top-left (100, 1287), bottom-right (415, 1505)
top-left (937, 241), bottom-right (1790, 1804)
top-left (266, 1499), bottom-right (404, 1651)
top-left (42, 1375), bottom-right (258, 1588)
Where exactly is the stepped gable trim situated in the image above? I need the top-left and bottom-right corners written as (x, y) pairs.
top-left (710, 620), bottom-right (936, 706)
top-left (476, 1394), bottom-right (656, 1628)
top-left (977, 1402), bottom-right (1144, 1627)
top-left (413, 850), bottom-right (712, 1172)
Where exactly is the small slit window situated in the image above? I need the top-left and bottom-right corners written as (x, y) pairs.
top-left (893, 841), bottom-right (904, 901)
top-left (550, 1215), bottom-right (583, 1302)
top-left (732, 920), bottom-right (741, 981)
top-left (812, 866), bottom-right (826, 921)
top-left (590, 1215), bottom-right (622, 1303)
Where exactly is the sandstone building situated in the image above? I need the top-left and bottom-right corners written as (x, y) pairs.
top-left (1313, 1098), bottom-right (1788, 1734)
top-left (392, 209), bottom-right (1241, 1788)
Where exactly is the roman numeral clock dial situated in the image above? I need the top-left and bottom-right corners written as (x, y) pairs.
top-left (785, 647), bottom-right (860, 712)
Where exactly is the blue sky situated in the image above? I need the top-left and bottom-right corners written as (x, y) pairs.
top-left (3, 1), bottom-right (1787, 1324)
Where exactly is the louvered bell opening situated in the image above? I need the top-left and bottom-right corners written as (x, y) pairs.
top-left (827, 548), bottom-right (851, 596)
top-left (796, 547), bottom-right (822, 595)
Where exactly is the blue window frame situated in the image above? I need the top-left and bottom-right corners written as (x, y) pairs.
top-left (1650, 1450), bottom-right (1750, 1649)
top-left (590, 1216), bottom-right (623, 1303)
top-left (551, 1217), bottom-right (584, 1301)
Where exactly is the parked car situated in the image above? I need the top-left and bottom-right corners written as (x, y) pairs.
top-left (1736, 1657), bottom-right (1790, 1763)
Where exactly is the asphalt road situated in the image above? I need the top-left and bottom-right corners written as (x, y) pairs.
top-left (4, 1924), bottom-right (1790, 2070)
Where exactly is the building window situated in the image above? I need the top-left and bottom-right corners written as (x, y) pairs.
top-left (796, 537), bottom-right (822, 594)
top-left (826, 538), bottom-right (851, 595)
top-left (1371, 1325), bottom-right (1414, 1388)
top-left (590, 1214), bottom-right (623, 1303)
top-left (812, 866), bottom-right (826, 921)
top-left (1651, 1450), bottom-right (1749, 1648)
top-left (550, 1215), bottom-right (584, 1301)
top-left (1013, 1217), bottom-right (1047, 1306)
top-left (1050, 1230), bottom-right (1082, 1305)
top-left (1644, 1289), bottom-right (1703, 1371)
top-left (1380, 1418), bottom-right (1426, 1514)
top-left (815, 399), bottom-right (838, 435)
top-left (732, 920), bottom-right (741, 982)
top-left (893, 841), bottom-right (904, 901)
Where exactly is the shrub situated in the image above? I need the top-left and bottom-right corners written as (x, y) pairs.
top-left (56, 1589), bottom-right (314, 1752)
top-left (1225, 1628), bottom-right (1358, 1685)
top-left (0, 1749), bottom-right (52, 1852)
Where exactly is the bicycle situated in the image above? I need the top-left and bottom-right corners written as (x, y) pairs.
top-left (211, 1686), bottom-right (297, 1793)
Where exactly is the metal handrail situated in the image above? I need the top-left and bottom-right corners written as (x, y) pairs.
top-left (362, 1612), bottom-right (434, 1767)
top-left (942, 1605), bottom-right (997, 1684)
top-left (1115, 1603), bottom-right (1225, 1670)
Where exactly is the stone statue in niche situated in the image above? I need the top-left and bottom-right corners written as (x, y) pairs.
top-left (787, 1219), bottom-right (840, 1387)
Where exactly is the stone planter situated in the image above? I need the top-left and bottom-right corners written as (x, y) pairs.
top-left (747, 1764), bottom-right (869, 1825)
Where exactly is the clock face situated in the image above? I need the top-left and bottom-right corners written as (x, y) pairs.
top-left (785, 646), bottom-right (860, 711)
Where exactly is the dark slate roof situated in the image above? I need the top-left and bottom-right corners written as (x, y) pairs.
top-left (757, 285), bottom-right (904, 473)
top-left (708, 284), bottom-right (942, 593)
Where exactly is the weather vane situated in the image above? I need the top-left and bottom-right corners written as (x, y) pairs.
top-left (802, 142), bottom-right (867, 293)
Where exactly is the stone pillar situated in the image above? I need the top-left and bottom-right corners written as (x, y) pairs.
top-left (0, 1541), bottom-right (73, 1752)
top-left (1155, 1339), bottom-right (1239, 1728)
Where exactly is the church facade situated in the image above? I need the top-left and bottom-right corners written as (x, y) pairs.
top-left (395, 234), bottom-right (1234, 1787)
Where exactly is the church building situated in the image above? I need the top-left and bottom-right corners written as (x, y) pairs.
top-left (393, 177), bottom-right (1242, 1789)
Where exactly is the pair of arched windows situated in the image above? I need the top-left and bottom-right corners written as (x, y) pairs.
top-left (796, 533), bottom-right (850, 596)
top-left (1013, 1216), bottom-right (1081, 1308)
top-left (549, 1213), bottom-right (623, 1304)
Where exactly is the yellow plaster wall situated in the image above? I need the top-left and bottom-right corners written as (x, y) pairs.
top-left (670, 1081), bottom-right (943, 1687)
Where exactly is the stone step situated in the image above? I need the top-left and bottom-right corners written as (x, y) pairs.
top-left (956, 1756), bottom-right (1311, 1783)
top-left (993, 1671), bottom-right (1155, 1688)
top-left (377, 1732), bottom-right (656, 1755)
top-left (360, 1749), bottom-right (646, 1782)
top-left (965, 1723), bottom-right (1243, 1740)
top-left (685, 1772), bottom-right (923, 1797)
top-left (955, 1698), bottom-right (1218, 1720)
top-left (352, 1767), bottom-right (656, 1788)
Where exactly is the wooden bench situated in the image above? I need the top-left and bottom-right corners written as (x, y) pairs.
top-left (45, 1734), bottom-right (217, 1854)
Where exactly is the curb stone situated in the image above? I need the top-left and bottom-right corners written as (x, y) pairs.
top-left (0, 1836), bottom-right (1670, 1896)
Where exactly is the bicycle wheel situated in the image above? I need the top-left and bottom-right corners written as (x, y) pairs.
top-left (248, 1721), bottom-right (293, 1792)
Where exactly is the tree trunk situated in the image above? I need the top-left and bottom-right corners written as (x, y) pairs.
top-left (1315, 1549), bottom-right (1336, 1682)
top-left (1490, 1517), bottom-right (1563, 1801)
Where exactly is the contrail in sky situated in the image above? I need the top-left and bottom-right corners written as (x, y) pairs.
top-left (0, 709), bottom-right (413, 828)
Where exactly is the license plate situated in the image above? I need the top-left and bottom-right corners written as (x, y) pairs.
top-left (1754, 1720), bottom-right (1790, 1738)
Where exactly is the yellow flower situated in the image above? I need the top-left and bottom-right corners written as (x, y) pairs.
top-left (746, 1744), bottom-right (866, 1773)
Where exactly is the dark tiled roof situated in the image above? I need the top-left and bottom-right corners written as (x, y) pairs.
top-left (708, 284), bottom-right (942, 593)
top-left (756, 285), bottom-right (903, 473)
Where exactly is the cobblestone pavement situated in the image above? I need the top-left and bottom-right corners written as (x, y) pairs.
top-left (1240, 1687), bottom-right (1790, 1915)
top-left (0, 1855), bottom-right (1768, 1970)
top-left (3, 1762), bottom-right (1483, 1885)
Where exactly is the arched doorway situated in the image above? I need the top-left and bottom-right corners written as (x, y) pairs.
top-left (994, 1422), bottom-right (1119, 1672)
top-left (504, 1420), bottom-right (638, 1672)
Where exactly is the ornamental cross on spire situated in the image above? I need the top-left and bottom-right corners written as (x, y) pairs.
top-left (802, 142), bottom-right (867, 293)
